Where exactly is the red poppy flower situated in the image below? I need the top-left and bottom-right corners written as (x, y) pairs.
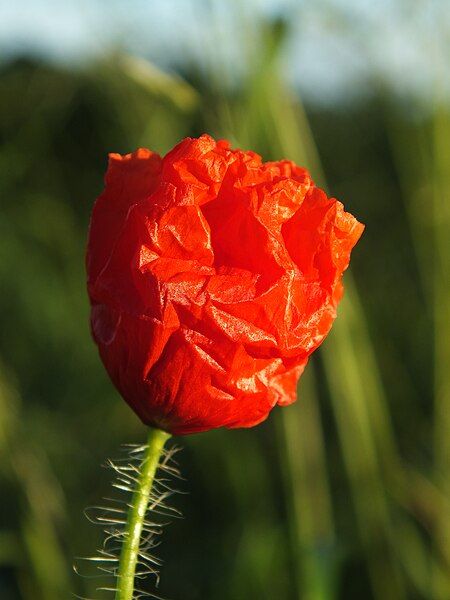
top-left (87, 134), bottom-right (364, 435)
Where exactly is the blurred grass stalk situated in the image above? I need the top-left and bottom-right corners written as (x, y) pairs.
top-left (207, 14), bottom-right (338, 596)
top-left (0, 364), bottom-right (70, 600)
top-left (431, 101), bottom-right (450, 599)
top-left (271, 89), bottom-right (409, 599)
top-left (387, 87), bottom-right (450, 596)
top-left (279, 367), bottom-right (336, 600)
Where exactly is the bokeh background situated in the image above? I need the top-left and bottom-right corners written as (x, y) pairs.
top-left (1, 1), bottom-right (449, 599)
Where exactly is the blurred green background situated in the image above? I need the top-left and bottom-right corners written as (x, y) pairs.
top-left (0, 1), bottom-right (449, 599)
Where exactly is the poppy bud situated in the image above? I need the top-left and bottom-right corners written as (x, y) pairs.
top-left (87, 135), bottom-right (364, 434)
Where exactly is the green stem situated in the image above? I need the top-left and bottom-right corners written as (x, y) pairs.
top-left (115, 427), bottom-right (171, 600)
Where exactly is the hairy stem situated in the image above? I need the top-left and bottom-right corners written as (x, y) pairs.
top-left (115, 427), bottom-right (171, 600)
